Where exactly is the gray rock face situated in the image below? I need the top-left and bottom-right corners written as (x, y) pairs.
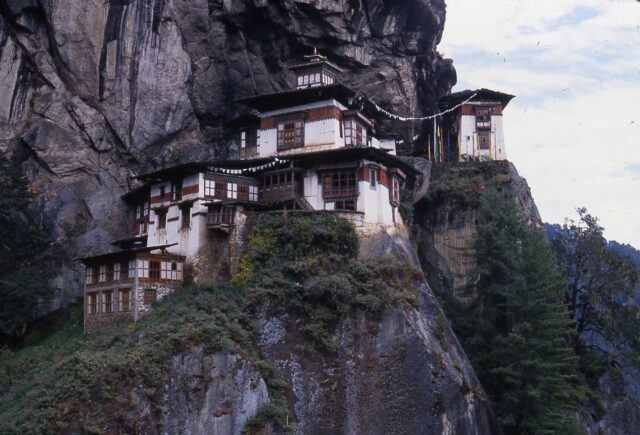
top-left (158, 349), bottom-right (269, 435)
top-left (0, 0), bottom-right (456, 306)
top-left (258, 235), bottom-right (500, 435)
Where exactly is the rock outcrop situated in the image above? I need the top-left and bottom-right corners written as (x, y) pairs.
top-left (0, 0), bottom-right (456, 306)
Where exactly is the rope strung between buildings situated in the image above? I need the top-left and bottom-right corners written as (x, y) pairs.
top-left (368, 92), bottom-right (478, 122)
top-left (208, 157), bottom-right (290, 174)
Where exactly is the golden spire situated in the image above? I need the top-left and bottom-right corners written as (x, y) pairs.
top-left (304, 47), bottom-right (327, 63)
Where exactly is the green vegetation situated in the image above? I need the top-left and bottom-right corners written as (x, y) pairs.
top-left (426, 161), bottom-right (512, 207)
top-left (0, 212), bottom-right (418, 433)
top-left (439, 190), bottom-right (579, 434)
top-left (0, 150), bottom-right (54, 343)
top-left (550, 209), bottom-right (640, 367)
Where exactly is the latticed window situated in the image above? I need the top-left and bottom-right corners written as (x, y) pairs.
top-left (227, 183), bottom-right (238, 199)
top-left (161, 261), bottom-right (183, 280)
top-left (277, 121), bottom-right (303, 149)
top-left (99, 264), bottom-right (106, 282)
top-left (103, 291), bottom-right (113, 314)
top-left (322, 172), bottom-right (357, 198)
top-left (118, 289), bottom-right (131, 312)
top-left (204, 179), bottom-right (215, 197)
top-left (249, 185), bottom-right (258, 201)
top-left (87, 292), bottom-right (98, 315)
top-left (144, 288), bottom-right (156, 305)
top-left (334, 199), bottom-right (356, 211)
top-left (369, 168), bottom-right (378, 189)
top-left (478, 130), bottom-right (491, 150)
top-left (149, 261), bottom-right (161, 279)
top-left (137, 259), bottom-right (149, 278)
top-left (391, 177), bottom-right (401, 204)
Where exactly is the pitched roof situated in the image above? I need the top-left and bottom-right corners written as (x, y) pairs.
top-left (439, 88), bottom-right (515, 109)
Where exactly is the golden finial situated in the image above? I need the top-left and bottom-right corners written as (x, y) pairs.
top-left (304, 47), bottom-right (326, 62)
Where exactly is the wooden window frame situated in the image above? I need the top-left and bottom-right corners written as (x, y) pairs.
top-left (156, 209), bottom-right (167, 230)
top-left (87, 292), bottom-right (99, 315)
top-left (249, 185), bottom-right (258, 201)
top-left (144, 288), bottom-right (157, 305)
top-left (333, 199), bottom-right (356, 211)
top-left (171, 180), bottom-right (183, 201)
top-left (118, 289), bottom-right (132, 312)
top-left (277, 120), bottom-right (304, 150)
top-left (99, 264), bottom-right (107, 282)
top-left (204, 179), bottom-right (215, 197)
top-left (149, 260), bottom-right (161, 280)
top-left (322, 171), bottom-right (358, 198)
top-left (227, 183), bottom-right (238, 200)
top-left (369, 168), bottom-right (378, 189)
top-left (181, 205), bottom-right (191, 229)
top-left (103, 290), bottom-right (114, 314)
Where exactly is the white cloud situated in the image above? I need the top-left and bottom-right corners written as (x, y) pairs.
top-left (439, 0), bottom-right (640, 246)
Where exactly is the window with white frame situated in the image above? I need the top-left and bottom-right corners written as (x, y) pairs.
top-left (103, 291), bottom-right (113, 314)
top-left (204, 179), bottom-right (215, 197)
top-left (227, 183), bottom-right (238, 199)
top-left (369, 168), bottom-right (378, 189)
top-left (161, 261), bottom-right (183, 281)
top-left (344, 120), bottom-right (352, 145)
top-left (391, 177), bottom-right (401, 203)
top-left (99, 264), bottom-right (106, 282)
top-left (137, 259), bottom-right (149, 278)
top-left (113, 262), bottom-right (120, 281)
top-left (249, 185), bottom-right (258, 201)
top-left (118, 289), bottom-right (131, 312)
top-left (87, 292), bottom-right (98, 315)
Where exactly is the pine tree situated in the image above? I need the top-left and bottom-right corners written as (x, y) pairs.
top-left (0, 150), bottom-right (53, 342)
top-left (444, 190), bottom-right (578, 434)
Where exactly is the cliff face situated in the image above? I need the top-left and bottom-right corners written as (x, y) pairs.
top-left (0, 0), bottom-right (456, 306)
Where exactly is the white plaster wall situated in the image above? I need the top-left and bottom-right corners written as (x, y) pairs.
top-left (258, 128), bottom-right (277, 158)
top-left (303, 118), bottom-right (336, 148)
top-left (303, 169), bottom-right (324, 210)
top-left (492, 115), bottom-right (507, 160)
top-left (459, 114), bottom-right (476, 158)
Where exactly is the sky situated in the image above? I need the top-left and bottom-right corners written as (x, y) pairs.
top-left (438, 0), bottom-right (640, 247)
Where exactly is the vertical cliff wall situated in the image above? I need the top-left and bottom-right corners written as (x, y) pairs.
top-left (0, 0), bottom-right (456, 305)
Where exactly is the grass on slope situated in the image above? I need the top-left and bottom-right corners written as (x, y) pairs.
top-left (0, 212), bottom-right (420, 434)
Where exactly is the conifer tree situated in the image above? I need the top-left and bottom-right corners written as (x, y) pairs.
top-left (0, 151), bottom-right (53, 342)
top-left (444, 190), bottom-right (577, 434)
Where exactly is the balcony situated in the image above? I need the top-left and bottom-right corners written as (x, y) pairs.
top-left (207, 205), bottom-right (235, 232)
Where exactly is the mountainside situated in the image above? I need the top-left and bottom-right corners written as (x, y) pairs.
top-left (0, 0), bottom-right (455, 307)
top-left (0, 213), bottom-right (500, 434)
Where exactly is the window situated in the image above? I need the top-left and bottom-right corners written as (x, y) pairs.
top-left (156, 209), bottom-right (167, 230)
top-left (161, 261), bottom-right (183, 280)
top-left (106, 263), bottom-right (114, 282)
top-left (309, 74), bottom-right (315, 84)
top-left (92, 266), bottom-right (99, 284)
top-left (87, 292), bottom-right (98, 315)
top-left (339, 118), bottom-right (343, 138)
top-left (85, 267), bottom-right (93, 285)
top-left (204, 179), bottom-right (215, 197)
top-left (181, 205), bottom-right (191, 229)
top-left (240, 130), bottom-right (257, 149)
top-left (113, 262), bottom-right (120, 281)
top-left (99, 264), bottom-right (106, 282)
top-left (277, 121), bottom-right (304, 150)
top-left (334, 199), bottom-right (356, 211)
top-left (298, 76), bottom-right (303, 86)
top-left (249, 185), bottom-right (258, 201)
top-left (315, 73), bottom-right (320, 83)
top-left (144, 288), bottom-right (157, 305)
top-left (369, 168), bottom-right (378, 189)
top-left (159, 186), bottom-right (165, 200)
top-left (171, 180), bottom-right (182, 201)
top-left (227, 183), bottom-right (238, 199)
top-left (322, 171), bottom-right (357, 197)
top-left (137, 259), bottom-right (149, 278)
top-left (344, 120), bottom-right (352, 145)
top-left (120, 261), bottom-right (130, 279)
top-left (128, 260), bottom-right (136, 278)
top-left (118, 289), bottom-right (131, 312)
top-left (103, 291), bottom-right (113, 314)
top-left (207, 205), bottom-right (235, 226)
top-left (303, 75), bottom-right (308, 85)
top-left (478, 130), bottom-right (491, 150)
top-left (136, 206), bottom-right (141, 219)
top-left (240, 130), bottom-right (246, 148)
top-left (356, 124), bottom-right (363, 146)
top-left (391, 177), bottom-right (401, 204)
top-left (149, 261), bottom-right (161, 280)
